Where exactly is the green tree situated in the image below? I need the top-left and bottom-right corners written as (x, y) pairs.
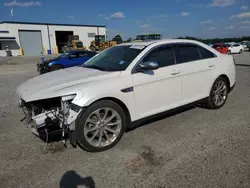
top-left (112, 35), bottom-right (123, 44)
top-left (175, 36), bottom-right (250, 44)
top-left (126, 37), bottom-right (132, 42)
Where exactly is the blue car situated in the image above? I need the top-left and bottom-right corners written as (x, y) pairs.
top-left (37, 50), bottom-right (97, 74)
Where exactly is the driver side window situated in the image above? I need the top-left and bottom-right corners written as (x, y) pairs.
top-left (68, 52), bottom-right (78, 58)
top-left (78, 52), bottom-right (87, 57)
top-left (143, 45), bottom-right (175, 68)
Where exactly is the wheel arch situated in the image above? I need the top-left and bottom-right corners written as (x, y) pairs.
top-left (219, 74), bottom-right (230, 89)
top-left (208, 74), bottom-right (231, 96)
top-left (86, 97), bottom-right (132, 123)
top-left (49, 61), bottom-right (64, 68)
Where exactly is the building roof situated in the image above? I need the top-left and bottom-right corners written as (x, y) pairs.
top-left (0, 30), bottom-right (16, 41)
top-left (0, 21), bottom-right (105, 28)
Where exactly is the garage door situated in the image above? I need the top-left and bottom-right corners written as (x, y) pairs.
top-left (19, 30), bottom-right (42, 56)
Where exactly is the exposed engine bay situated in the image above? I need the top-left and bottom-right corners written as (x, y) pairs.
top-left (19, 95), bottom-right (82, 146)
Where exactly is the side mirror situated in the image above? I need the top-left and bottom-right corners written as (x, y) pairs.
top-left (137, 61), bottom-right (159, 72)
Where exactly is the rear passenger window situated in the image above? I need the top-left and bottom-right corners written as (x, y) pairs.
top-left (198, 46), bottom-right (216, 59)
top-left (143, 45), bottom-right (175, 68)
top-left (177, 45), bottom-right (201, 63)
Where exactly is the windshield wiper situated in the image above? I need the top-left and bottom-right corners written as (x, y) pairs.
top-left (83, 65), bottom-right (104, 71)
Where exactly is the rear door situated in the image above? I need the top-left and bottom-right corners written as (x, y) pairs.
top-left (232, 44), bottom-right (240, 53)
top-left (174, 43), bottom-right (217, 103)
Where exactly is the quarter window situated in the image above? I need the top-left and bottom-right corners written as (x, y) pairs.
top-left (176, 44), bottom-right (201, 63)
top-left (233, 44), bottom-right (240, 47)
top-left (143, 45), bottom-right (175, 68)
top-left (198, 46), bottom-right (216, 59)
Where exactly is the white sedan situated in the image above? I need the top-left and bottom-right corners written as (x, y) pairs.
top-left (227, 43), bottom-right (244, 54)
top-left (16, 39), bottom-right (236, 152)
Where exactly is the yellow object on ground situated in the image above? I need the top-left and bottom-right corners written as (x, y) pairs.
top-left (42, 46), bottom-right (46, 54)
top-left (19, 47), bottom-right (23, 56)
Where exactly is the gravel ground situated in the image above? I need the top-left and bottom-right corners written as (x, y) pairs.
top-left (0, 53), bottom-right (249, 188)
top-left (0, 55), bottom-right (58, 65)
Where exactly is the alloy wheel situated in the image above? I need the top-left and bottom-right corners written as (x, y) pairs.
top-left (212, 80), bottom-right (228, 107)
top-left (83, 107), bottom-right (122, 147)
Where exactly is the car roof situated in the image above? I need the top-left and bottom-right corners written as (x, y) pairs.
top-left (68, 50), bottom-right (96, 53)
top-left (119, 39), bottom-right (208, 47)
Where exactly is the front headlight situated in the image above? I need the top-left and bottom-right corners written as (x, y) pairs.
top-left (61, 94), bottom-right (77, 102)
top-left (48, 61), bottom-right (55, 67)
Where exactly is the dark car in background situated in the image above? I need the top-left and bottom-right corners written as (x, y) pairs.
top-left (37, 50), bottom-right (97, 74)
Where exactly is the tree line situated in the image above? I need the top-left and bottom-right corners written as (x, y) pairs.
top-left (176, 36), bottom-right (250, 44)
top-left (111, 35), bottom-right (250, 44)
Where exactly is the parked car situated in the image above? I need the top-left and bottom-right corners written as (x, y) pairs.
top-left (37, 50), bottom-right (97, 74)
top-left (227, 43), bottom-right (244, 54)
top-left (240, 42), bottom-right (248, 49)
top-left (211, 43), bottom-right (228, 54)
top-left (241, 41), bottom-right (250, 51)
top-left (16, 39), bottom-right (236, 152)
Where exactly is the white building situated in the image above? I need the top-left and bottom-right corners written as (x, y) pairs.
top-left (0, 21), bottom-right (106, 56)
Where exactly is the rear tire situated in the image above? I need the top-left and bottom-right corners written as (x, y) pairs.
top-left (205, 77), bottom-right (229, 109)
top-left (76, 100), bottom-right (126, 152)
top-left (239, 49), bottom-right (243, 54)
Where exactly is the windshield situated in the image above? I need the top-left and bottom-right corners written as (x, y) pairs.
top-left (55, 52), bottom-right (70, 59)
top-left (83, 45), bottom-right (145, 71)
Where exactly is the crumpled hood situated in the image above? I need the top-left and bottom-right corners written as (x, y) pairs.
top-left (16, 66), bottom-right (121, 102)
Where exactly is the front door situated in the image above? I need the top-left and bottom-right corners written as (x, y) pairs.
top-left (67, 51), bottom-right (89, 67)
top-left (132, 44), bottom-right (183, 120)
top-left (174, 43), bottom-right (216, 103)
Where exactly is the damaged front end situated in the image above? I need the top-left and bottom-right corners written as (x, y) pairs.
top-left (19, 94), bottom-right (82, 147)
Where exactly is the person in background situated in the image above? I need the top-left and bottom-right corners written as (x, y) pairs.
top-left (5, 45), bottom-right (12, 57)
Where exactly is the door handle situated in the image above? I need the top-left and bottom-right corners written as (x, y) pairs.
top-left (208, 64), bottom-right (215, 67)
top-left (171, 69), bottom-right (180, 75)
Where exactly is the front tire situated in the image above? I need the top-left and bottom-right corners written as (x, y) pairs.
top-left (51, 64), bottom-right (62, 71)
top-left (228, 50), bottom-right (231, 54)
top-left (205, 77), bottom-right (229, 109)
top-left (76, 100), bottom-right (126, 152)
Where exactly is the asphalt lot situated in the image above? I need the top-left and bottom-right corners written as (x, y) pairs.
top-left (0, 53), bottom-right (249, 188)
